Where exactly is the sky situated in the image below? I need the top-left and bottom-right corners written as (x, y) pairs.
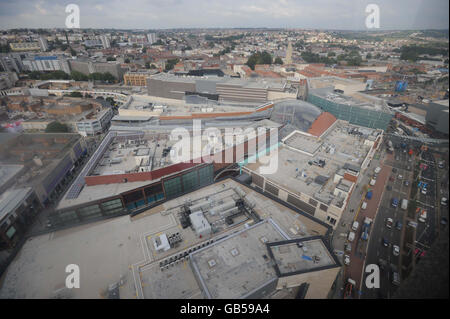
top-left (0, 0), bottom-right (448, 30)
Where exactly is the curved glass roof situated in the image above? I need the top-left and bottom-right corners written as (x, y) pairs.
top-left (270, 99), bottom-right (323, 134)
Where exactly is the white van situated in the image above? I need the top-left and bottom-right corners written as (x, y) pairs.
top-left (351, 221), bottom-right (359, 231)
top-left (418, 210), bottom-right (427, 223)
top-left (361, 202), bottom-right (368, 210)
top-left (348, 231), bottom-right (355, 242)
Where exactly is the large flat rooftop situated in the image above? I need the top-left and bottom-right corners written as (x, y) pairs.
top-left (190, 220), bottom-right (283, 299)
top-left (1, 178), bottom-right (330, 299)
top-left (268, 237), bottom-right (336, 276)
top-left (310, 85), bottom-right (391, 113)
top-left (245, 121), bottom-right (381, 206)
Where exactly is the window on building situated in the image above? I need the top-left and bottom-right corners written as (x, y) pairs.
top-left (58, 210), bottom-right (79, 223)
top-left (100, 198), bottom-right (124, 215)
top-left (326, 216), bottom-right (337, 225)
top-left (198, 165), bottom-right (213, 187)
top-left (163, 177), bottom-right (182, 199)
top-left (77, 204), bottom-right (102, 220)
top-left (182, 170), bottom-right (199, 194)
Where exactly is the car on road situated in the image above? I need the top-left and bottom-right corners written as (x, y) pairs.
top-left (344, 255), bottom-right (350, 265)
top-left (421, 187), bottom-right (427, 195)
top-left (378, 258), bottom-right (387, 270)
top-left (438, 161), bottom-right (445, 169)
top-left (361, 202), bottom-right (368, 210)
top-left (345, 243), bottom-right (352, 252)
top-left (348, 231), bottom-right (355, 242)
top-left (440, 217), bottom-right (448, 226)
top-left (441, 197), bottom-right (448, 206)
top-left (386, 218), bottom-right (393, 228)
top-left (418, 210), bottom-right (427, 223)
top-left (351, 221), bottom-right (359, 231)
top-left (392, 271), bottom-right (401, 286)
top-left (395, 221), bottom-right (402, 230)
top-left (393, 245), bottom-right (400, 256)
top-left (382, 237), bottom-right (389, 247)
top-left (408, 221), bottom-right (418, 228)
top-left (392, 198), bottom-right (399, 208)
top-left (404, 181), bottom-right (410, 187)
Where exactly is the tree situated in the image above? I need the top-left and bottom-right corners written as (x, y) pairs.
top-left (165, 58), bottom-right (179, 71)
top-left (105, 97), bottom-right (115, 106)
top-left (66, 91), bottom-right (83, 98)
top-left (245, 51), bottom-right (273, 70)
top-left (45, 121), bottom-right (69, 133)
top-left (71, 71), bottom-right (89, 81)
top-left (274, 57), bottom-right (283, 65)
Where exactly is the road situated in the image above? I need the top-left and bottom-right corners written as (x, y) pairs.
top-left (361, 146), bottom-right (413, 299)
top-left (329, 145), bottom-right (388, 299)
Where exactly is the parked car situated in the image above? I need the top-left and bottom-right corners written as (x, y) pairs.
top-left (408, 221), bottom-right (418, 228)
top-left (345, 242), bottom-right (352, 252)
top-left (348, 231), bottom-right (355, 242)
top-left (395, 221), bottom-right (402, 230)
top-left (419, 210), bottom-right (427, 223)
top-left (344, 255), bottom-right (350, 265)
top-left (386, 218), bottom-right (393, 229)
top-left (392, 271), bottom-right (400, 286)
top-left (387, 185), bottom-right (392, 191)
top-left (393, 245), bottom-right (400, 256)
top-left (403, 181), bottom-right (410, 187)
top-left (361, 202), bottom-right (368, 210)
top-left (382, 237), bottom-right (389, 247)
top-left (351, 221), bottom-right (359, 231)
top-left (398, 175), bottom-right (403, 180)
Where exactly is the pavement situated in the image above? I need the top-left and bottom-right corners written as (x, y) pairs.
top-left (330, 146), bottom-right (388, 299)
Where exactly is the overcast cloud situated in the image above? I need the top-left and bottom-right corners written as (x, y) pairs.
top-left (0, 0), bottom-right (448, 30)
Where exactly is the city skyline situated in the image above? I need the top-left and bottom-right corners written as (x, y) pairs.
top-left (0, 0), bottom-right (449, 30)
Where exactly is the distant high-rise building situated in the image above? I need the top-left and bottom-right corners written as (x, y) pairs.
top-left (38, 36), bottom-right (49, 52)
top-left (147, 33), bottom-right (157, 44)
top-left (285, 41), bottom-right (293, 65)
top-left (100, 35), bottom-right (111, 49)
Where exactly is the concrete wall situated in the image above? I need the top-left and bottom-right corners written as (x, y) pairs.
top-left (147, 78), bottom-right (196, 100)
top-left (276, 266), bottom-right (340, 298)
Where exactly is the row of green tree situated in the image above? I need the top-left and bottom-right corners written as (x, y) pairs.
top-left (165, 58), bottom-right (179, 71)
top-left (245, 51), bottom-right (283, 70)
top-left (398, 44), bottom-right (449, 62)
top-left (26, 70), bottom-right (116, 82)
top-left (300, 50), bottom-right (363, 66)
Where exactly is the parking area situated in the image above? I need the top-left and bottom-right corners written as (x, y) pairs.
top-left (361, 146), bottom-right (414, 299)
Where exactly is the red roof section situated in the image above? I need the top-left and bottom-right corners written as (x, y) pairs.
top-left (308, 112), bottom-right (337, 137)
